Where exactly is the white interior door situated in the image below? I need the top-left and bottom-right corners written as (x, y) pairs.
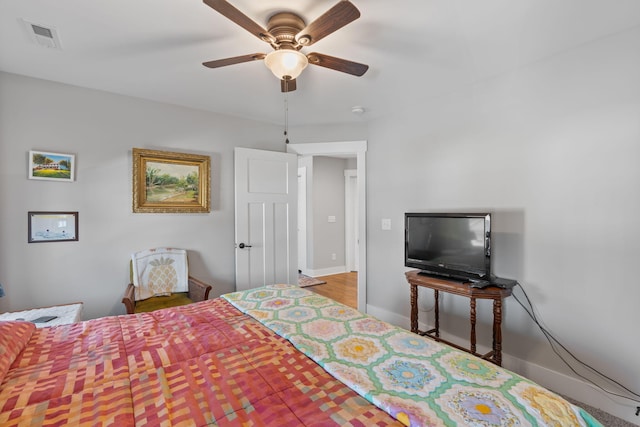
top-left (234, 147), bottom-right (297, 291)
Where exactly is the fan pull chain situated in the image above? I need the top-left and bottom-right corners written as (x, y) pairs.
top-left (284, 83), bottom-right (290, 144)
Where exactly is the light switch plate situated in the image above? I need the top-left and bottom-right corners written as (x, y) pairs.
top-left (381, 218), bottom-right (391, 230)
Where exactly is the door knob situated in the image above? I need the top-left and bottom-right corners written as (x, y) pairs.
top-left (238, 243), bottom-right (252, 249)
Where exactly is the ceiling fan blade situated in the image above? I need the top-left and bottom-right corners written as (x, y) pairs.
top-left (203, 0), bottom-right (275, 43)
top-left (307, 53), bottom-right (368, 76)
top-left (202, 53), bottom-right (266, 68)
top-left (295, 0), bottom-right (360, 46)
top-left (281, 78), bottom-right (297, 92)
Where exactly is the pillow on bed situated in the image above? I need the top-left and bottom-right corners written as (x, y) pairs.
top-left (0, 321), bottom-right (36, 383)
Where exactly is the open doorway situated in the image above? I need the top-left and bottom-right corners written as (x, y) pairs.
top-left (297, 156), bottom-right (355, 277)
top-left (297, 158), bottom-right (357, 305)
top-left (287, 141), bottom-right (367, 312)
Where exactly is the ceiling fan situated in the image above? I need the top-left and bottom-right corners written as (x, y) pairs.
top-left (202, 0), bottom-right (369, 92)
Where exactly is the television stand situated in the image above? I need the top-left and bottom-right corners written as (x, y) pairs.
top-left (405, 270), bottom-right (513, 366)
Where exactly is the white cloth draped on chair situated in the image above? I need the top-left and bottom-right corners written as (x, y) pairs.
top-left (131, 247), bottom-right (188, 301)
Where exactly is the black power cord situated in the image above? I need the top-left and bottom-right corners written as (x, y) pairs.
top-left (512, 282), bottom-right (640, 407)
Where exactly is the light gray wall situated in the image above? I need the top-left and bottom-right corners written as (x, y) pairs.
top-left (0, 71), bottom-right (283, 319)
top-left (365, 25), bottom-right (640, 411)
top-left (288, 123), bottom-right (367, 144)
top-left (311, 156), bottom-right (347, 270)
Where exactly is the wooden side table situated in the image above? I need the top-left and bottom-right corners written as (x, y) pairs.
top-left (405, 270), bottom-right (512, 365)
top-left (0, 302), bottom-right (83, 328)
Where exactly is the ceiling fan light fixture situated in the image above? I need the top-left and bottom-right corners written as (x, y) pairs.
top-left (264, 49), bottom-right (308, 80)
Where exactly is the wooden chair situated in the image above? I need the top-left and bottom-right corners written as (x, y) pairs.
top-left (122, 276), bottom-right (211, 314)
top-left (121, 248), bottom-right (212, 314)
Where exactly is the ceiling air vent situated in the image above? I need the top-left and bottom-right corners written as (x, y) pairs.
top-left (21, 19), bottom-right (62, 50)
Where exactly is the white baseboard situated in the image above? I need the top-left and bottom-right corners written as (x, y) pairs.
top-left (306, 266), bottom-right (347, 277)
top-left (366, 303), bottom-right (639, 425)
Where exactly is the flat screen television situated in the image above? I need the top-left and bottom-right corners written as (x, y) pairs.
top-left (404, 212), bottom-right (491, 282)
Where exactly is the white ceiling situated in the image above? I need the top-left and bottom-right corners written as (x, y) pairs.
top-left (1, 0), bottom-right (639, 126)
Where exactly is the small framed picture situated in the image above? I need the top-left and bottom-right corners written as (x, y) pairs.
top-left (28, 150), bottom-right (75, 182)
top-left (28, 211), bottom-right (78, 243)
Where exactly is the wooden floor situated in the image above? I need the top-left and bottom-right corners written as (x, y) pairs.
top-left (305, 272), bottom-right (357, 308)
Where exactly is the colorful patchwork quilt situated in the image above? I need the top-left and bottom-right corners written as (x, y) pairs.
top-left (223, 284), bottom-right (603, 427)
top-left (0, 298), bottom-right (399, 426)
top-left (0, 286), bottom-right (603, 426)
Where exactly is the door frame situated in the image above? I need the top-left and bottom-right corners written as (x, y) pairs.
top-left (297, 167), bottom-right (308, 274)
top-left (287, 141), bottom-right (367, 312)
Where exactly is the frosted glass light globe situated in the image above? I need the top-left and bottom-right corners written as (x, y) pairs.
top-left (264, 50), bottom-right (308, 80)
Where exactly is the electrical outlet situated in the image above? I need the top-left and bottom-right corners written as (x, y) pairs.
top-left (331, 253), bottom-right (336, 260)
top-left (381, 218), bottom-right (391, 230)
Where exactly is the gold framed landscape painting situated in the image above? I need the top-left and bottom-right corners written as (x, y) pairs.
top-left (133, 148), bottom-right (210, 213)
top-left (28, 150), bottom-right (75, 182)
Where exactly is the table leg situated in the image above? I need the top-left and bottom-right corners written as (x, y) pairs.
top-left (470, 297), bottom-right (477, 354)
top-left (433, 289), bottom-right (440, 338)
top-left (493, 299), bottom-right (503, 366)
top-left (410, 284), bottom-right (418, 333)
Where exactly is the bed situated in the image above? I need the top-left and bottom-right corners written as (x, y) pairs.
top-left (1, 284), bottom-right (602, 426)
